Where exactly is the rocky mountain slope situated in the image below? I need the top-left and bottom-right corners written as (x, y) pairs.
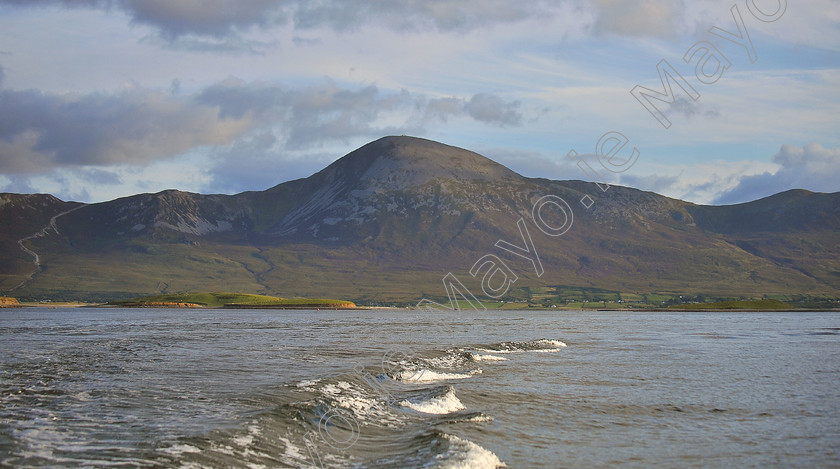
top-left (1, 136), bottom-right (838, 302)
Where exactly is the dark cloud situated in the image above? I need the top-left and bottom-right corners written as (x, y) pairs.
top-left (592, 0), bottom-right (683, 37)
top-left (465, 93), bottom-right (522, 126)
top-left (0, 0), bottom-right (288, 39)
top-left (0, 0), bottom-right (704, 43)
top-left (0, 0), bottom-right (572, 40)
top-left (0, 76), bottom-right (527, 186)
top-left (0, 86), bottom-right (252, 173)
top-left (714, 143), bottom-right (840, 204)
top-left (122, 0), bottom-right (286, 39)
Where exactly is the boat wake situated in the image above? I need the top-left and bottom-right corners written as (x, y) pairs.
top-left (158, 338), bottom-right (568, 468)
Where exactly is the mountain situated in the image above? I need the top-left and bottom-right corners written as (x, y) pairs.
top-left (1, 136), bottom-right (838, 302)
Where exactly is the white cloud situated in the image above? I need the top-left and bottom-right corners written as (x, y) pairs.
top-left (0, 154), bottom-right (215, 203)
top-left (612, 158), bottom-right (780, 205)
top-left (714, 143), bottom-right (840, 204)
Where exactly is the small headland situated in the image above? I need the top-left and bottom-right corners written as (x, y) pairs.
top-left (0, 296), bottom-right (21, 308)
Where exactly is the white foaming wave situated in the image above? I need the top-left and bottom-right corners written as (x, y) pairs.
top-left (396, 369), bottom-right (482, 383)
top-left (464, 414), bottom-right (494, 423)
top-left (319, 381), bottom-right (381, 420)
top-left (535, 339), bottom-right (567, 348)
top-left (160, 443), bottom-right (202, 455)
top-left (296, 379), bottom-right (320, 391)
top-left (469, 353), bottom-right (508, 362)
top-left (316, 380), bottom-right (406, 427)
top-left (432, 434), bottom-right (506, 469)
top-left (400, 387), bottom-right (465, 415)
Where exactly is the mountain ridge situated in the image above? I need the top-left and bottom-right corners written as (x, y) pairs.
top-left (1, 136), bottom-right (838, 302)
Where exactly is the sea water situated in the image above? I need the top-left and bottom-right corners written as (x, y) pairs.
top-left (1, 308), bottom-right (838, 467)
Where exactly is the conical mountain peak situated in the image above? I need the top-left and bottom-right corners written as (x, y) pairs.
top-left (314, 136), bottom-right (522, 190)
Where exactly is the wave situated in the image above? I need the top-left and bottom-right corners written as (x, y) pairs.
top-left (158, 338), bottom-right (564, 468)
top-left (399, 385), bottom-right (465, 415)
top-left (468, 352), bottom-right (508, 362)
top-left (436, 434), bottom-right (507, 469)
top-left (396, 368), bottom-right (482, 383)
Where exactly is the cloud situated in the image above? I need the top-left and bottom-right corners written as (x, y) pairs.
top-left (291, 36), bottom-right (321, 47)
top-left (0, 0), bottom-right (592, 42)
top-left (206, 133), bottom-right (335, 194)
top-left (714, 143), bottom-right (840, 204)
top-left (79, 168), bottom-right (124, 185)
top-left (0, 76), bottom-right (529, 198)
top-left (609, 158), bottom-right (780, 205)
top-left (138, 33), bottom-right (280, 55)
top-left (0, 0), bottom-right (562, 38)
top-left (416, 93), bottom-right (522, 127)
top-left (122, 0), bottom-right (287, 38)
top-left (465, 93), bottom-right (522, 126)
top-left (290, 0), bottom-right (559, 33)
top-left (0, 86), bottom-right (252, 173)
top-left (196, 79), bottom-right (417, 149)
top-left (669, 96), bottom-right (720, 120)
top-left (0, 174), bottom-right (36, 195)
top-left (0, 0), bottom-right (289, 39)
top-left (198, 79), bottom-right (523, 147)
top-left (4, 0), bottom-right (837, 52)
top-left (591, 0), bottom-right (683, 37)
top-left (619, 173), bottom-right (679, 195)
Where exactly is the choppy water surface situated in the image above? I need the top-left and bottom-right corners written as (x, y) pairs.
top-left (1, 308), bottom-right (838, 467)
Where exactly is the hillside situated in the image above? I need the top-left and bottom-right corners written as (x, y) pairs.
top-left (1, 136), bottom-right (838, 303)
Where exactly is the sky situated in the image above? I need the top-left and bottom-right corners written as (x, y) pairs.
top-left (0, 0), bottom-right (838, 205)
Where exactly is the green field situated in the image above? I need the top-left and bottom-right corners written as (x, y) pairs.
top-left (416, 287), bottom-right (836, 311)
top-left (668, 299), bottom-right (792, 311)
top-left (108, 292), bottom-right (356, 308)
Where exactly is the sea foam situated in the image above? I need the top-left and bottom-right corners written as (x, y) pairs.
top-left (400, 386), bottom-right (465, 415)
top-left (433, 434), bottom-right (506, 469)
top-left (396, 368), bottom-right (482, 383)
top-left (469, 352), bottom-right (508, 362)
